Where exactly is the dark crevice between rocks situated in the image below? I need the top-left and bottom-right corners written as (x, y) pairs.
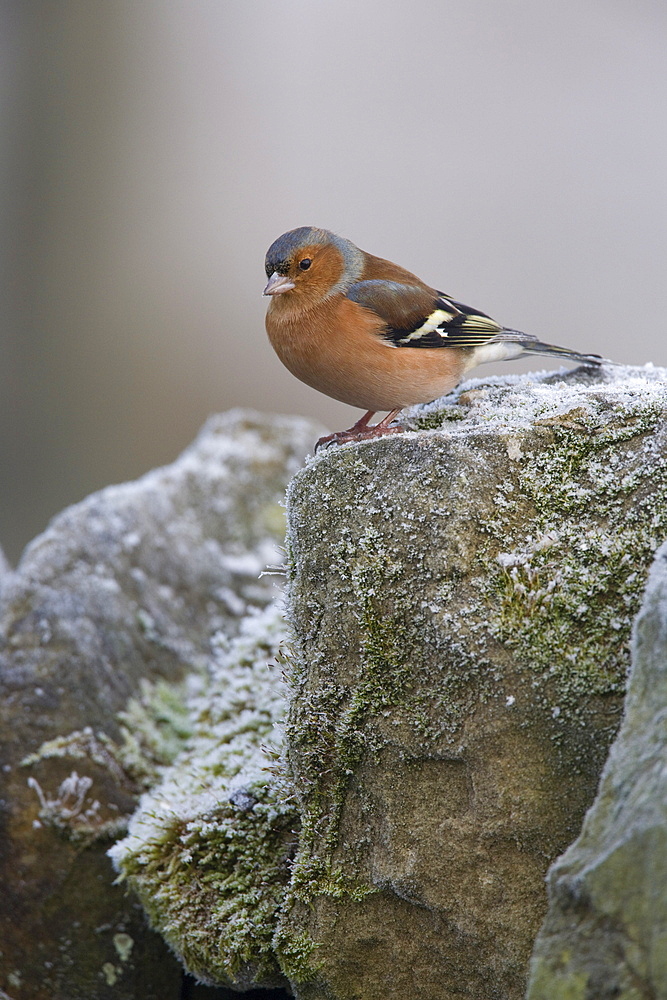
top-left (180, 975), bottom-right (292, 1000)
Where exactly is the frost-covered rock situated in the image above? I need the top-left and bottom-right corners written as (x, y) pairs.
top-left (107, 366), bottom-right (667, 999)
top-left (12, 370), bottom-right (667, 1000)
top-left (0, 410), bottom-right (321, 1000)
top-left (110, 600), bottom-right (295, 991)
top-left (279, 365), bottom-right (667, 1000)
top-left (526, 538), bottom-right (667, 999)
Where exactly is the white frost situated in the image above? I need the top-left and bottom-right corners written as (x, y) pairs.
top-left (109, 599), bottom-right (288, 868)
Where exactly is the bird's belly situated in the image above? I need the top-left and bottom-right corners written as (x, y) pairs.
top-left (272, 334), bottom-right (466, 411)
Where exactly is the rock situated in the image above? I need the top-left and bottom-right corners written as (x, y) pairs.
top-left (526, 538), bottom-right (667, 999)
top-left (51, 367), bottom-right (667, 1000)
top-left (109, 599), bottom-right (296, 992)
top-left (0, 410), bottom-right (321, 1000)
top-left (278, 365), bottom-right (667, 999)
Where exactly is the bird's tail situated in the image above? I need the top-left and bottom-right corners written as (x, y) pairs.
top-left (500, 330), bottom-right (615, 367)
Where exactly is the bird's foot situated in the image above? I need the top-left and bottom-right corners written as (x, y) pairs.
top-left (315, 411), bottom-right (404, 450)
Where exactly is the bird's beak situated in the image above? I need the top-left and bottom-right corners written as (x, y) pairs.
top-left (263, 272), bottom-right (296, 296)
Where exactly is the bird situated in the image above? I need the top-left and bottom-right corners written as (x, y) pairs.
top-left (263, 226), bottom-right (611, 449)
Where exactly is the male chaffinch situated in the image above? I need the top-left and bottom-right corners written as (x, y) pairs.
top-left (263, 226), bottom-right (610, 449)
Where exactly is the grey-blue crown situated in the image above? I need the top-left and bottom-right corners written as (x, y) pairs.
top-left (265, 227), bottom-right (364, 291)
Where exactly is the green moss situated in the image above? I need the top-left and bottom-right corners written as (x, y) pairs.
top-left (287, 852), bottom-right (376, 903)
top-left (411, 404), bottom-right (466, 429)
top-left (486, 400), bottom-right (667, 703)
top-left (527, 958), bottom-right (589, 1000)
top-left (357, 602), bottom-right (413, 702)
top-left (274, 929), bottom-right (320, 984)
top-left (23, 678), bottom-right (193, 793)
top-left (118, 782), bottom-right (298, 987)
top-left (109, 601), bottom-right (296, 990)
top-left (116, 677), bottom-right (194, 787)
top-left (22, 727), bottom-right (126, 773)
top-left (283, 386), bottom-right (667, 930)
top-left (282, 529), bottom-right (417, 908)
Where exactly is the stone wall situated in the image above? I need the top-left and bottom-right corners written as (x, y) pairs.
top-left (5, 367), bottom-right (667, 1000)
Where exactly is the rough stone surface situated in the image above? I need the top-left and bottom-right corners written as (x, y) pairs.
top-left (526, 538), bottom-right (667, 1000)
top-left (0, 409), bottom-right (321, 1000)
top-left (279, 365), bottom-right (667, 999)
top-left (42, 367), bottom-right (667, 1000)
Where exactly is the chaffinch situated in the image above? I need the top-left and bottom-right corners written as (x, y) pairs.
top-left (263, 226), bottom-right (610, 449)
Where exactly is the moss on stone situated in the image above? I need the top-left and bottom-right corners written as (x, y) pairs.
top-left (117, 780), bottom-right (297, 987)
top-left (279, 368), bottom-right (667, 998)
top-left (485, 398), bottom-right (667, 707)
top-left (116, 677), bottom-right (194, 787)
top-left (109, 601), bottom-right (295, 991)
top-left (104, 369), bottom-right (667, 997)
top-left (411, 403), bottom-right (467, 429)
top-left (273, 928), bottom-right (321, 985)
top-left (527, 959), bottom-right (589, 1000)
top-left (280, 522), bottom-right (420, 914)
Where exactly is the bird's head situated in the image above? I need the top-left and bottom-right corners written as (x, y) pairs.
top-left (263, 227), bottom-right (364, 306)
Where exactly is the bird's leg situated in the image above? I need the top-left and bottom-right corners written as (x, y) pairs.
top-left (315, 408), bottom-right (404, 450)
top-left (315, 411), bottom-right (375, 450)
top-left (348, 409), bottom-right (376, 432)
top-left (371, 408), bottom-right (403, 433)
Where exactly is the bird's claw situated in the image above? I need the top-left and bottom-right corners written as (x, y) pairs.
top-left (315, 422), bottom-right (404, 451)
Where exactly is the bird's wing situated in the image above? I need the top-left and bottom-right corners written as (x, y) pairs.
top-left (346, 281), bottom-right (502, 349)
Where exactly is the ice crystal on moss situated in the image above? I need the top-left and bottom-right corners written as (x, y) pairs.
top-left (109, 600), bottom-right (296, 990)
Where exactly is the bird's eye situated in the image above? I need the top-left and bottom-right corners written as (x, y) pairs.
top-left (299, 258), bottom-right (312, 271)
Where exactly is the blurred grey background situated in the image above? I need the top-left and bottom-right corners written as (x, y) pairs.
top-left (2, 1), bottom-right (666, 563)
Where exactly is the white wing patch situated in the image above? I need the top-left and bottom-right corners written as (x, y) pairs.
top-left (395, 308), bottom-right (458, 344)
